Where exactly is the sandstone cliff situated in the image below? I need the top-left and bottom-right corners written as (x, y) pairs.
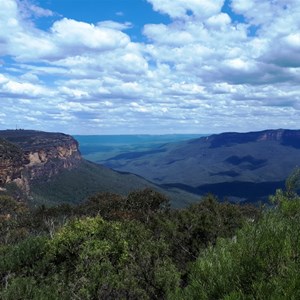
top-left (0, 130), bottom-right (82, 191)
top-left (0, 138), bottom-right (24, 185)
top-left (204, 129), bottom-right (300, 148)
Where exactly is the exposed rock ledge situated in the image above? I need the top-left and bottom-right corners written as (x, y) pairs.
top-left (0, 130), bottom-right (82, 192)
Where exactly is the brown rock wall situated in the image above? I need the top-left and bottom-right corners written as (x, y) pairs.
top-left (0, 131), bottom-right (82, 191)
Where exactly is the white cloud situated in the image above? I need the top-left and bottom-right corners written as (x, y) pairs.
top-left (51, 18), bottom-right (130, 52)
top-left (147, 0), bottom-right (225, 20)
top-left (0, 73), bottom-right (54, 98)
top-left (285, 33), bottom-right (300, 49)
top-left (231, 0), bottom-right (298, 26)
top-left (0, 74), bottom-right (8, 84)
top-left (0, 0), bottom-right (299, 134)
top-left (113, 51), bottom-right (149, 75)
top-left (59, 87), bottom-right (89, 99)
top-left (205, 13), bottom-right (231, 29)
top-left (4, 81), bottom-right (42, 95)
top-left (27, 4), bottom-right (53, 17)
top-left (262, 33), bottom-right (300, 68)
top-left (144, 23), bottom-right (195, 45)
top-left (0, 1), bottom-right (131, 61)
top-left (17, 0), bottom-right (54, 18)
top-left (97, 20), bottom-right (132, 31)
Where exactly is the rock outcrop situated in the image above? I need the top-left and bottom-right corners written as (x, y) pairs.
top-left (204, 129), bottom-right (300, 148)
top-left (0, 130), bottom-right (82, 191)
top-left (0, 138), bottom-right (24, 185)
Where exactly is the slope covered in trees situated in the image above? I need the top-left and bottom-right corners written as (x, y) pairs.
top-left (103, 129), bottom-right (300, 203)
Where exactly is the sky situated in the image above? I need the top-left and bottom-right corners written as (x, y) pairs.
top-left (0, 0), bottom-right (299, 134)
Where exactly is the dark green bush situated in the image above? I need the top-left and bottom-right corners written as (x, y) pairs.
top-left (172, 189), bottom-right (300, 299)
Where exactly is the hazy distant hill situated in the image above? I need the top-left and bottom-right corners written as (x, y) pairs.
top-left (103, 129), bottom-right (300, 202)
top-left (0, 130), bottom-right (198, 207)
top-left (75, 134), bottom-right (205, 162)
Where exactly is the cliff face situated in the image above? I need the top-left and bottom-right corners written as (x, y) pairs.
top-left (205, 129), bottom-right (300, 148)
top-left (0, 138), bottom-right (24, 185)
top-left (0, 130), bottom-right (82, 191)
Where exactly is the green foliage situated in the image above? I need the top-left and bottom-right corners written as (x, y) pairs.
top-left (125, 188), bottom-right (170, 213)
top-left (0, 216), bottom-right (180, 299)
top-left (78, 192), bottom-right (124, 219)
top-left (0, 188), bottom-right (264, 299)
top-left (29, 160), bottom-right (155, 206)
top-left (0, 196), bottom-right (29, 244)
top-left (0, 195), bottom-right (27, 216)
top-left (173, 181), bottom-right (300, 299)
top-left (0, 236), bottom-right (48, 275)
top-left (0, 277), bottom-right (68, 300)
top-left (285, 167), bottom-right (300, 196)
top-left (78, 188), bottom-right (170, 222)
top-left (149, 194), bottom-right (255, 273)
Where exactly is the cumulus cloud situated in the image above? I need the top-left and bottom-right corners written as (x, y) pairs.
top-left (205, 13), bottom-right (231, 29)
top-left (144, 23), bottom-right (195, 45)
top-left (0, 0), bottom-right (299, 133)
top-left (230, 0), bottom-right (299, 26)
top-left (262, 33), bottom-right (300, 68)
top-left (0, 73), bottom-right (54, 98)
top-left (51, 18), bottom-right (130, 53)
top-left (0, 0), bottom-right (131, 61)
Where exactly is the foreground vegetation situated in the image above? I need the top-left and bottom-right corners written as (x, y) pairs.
top-left (0, 171), bottom-right (299, 299)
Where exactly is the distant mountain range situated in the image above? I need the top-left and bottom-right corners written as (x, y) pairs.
top-left (74, 134), bottom-right (204, 162)
top-left (1, 129), bottom-right (299, 206)
top-left (0, 130), bottom-right (198, 207)
top-left (103, 129), bottom-right (300, 203)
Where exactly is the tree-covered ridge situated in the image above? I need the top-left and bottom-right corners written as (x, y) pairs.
top-left (0, 130), bottom-right (79, 151)
top-left (102, 129), bottom-right (300, 203)
top-left (0, 170), bottom-right (299, 299)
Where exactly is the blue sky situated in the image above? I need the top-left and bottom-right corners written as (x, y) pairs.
top-left (38, 0), bottom-right (172, 41)
top-left (0, 0), bottom-right (299, 134)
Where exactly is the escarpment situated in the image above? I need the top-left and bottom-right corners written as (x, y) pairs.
top-left (0, 138), bottom-right (25, 185)
top-left (0, 130), bottom-right (82, 191)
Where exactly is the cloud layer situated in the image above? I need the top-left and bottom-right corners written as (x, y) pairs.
top-left (0, 0), bottom-right (299, 134)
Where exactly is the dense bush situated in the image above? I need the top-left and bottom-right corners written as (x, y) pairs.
top-left (0, 189), bottom-right (255, 299)
top-left (172, 178), bottom-right (300, 299)
top-left (0, 217), bottom-right (180, 299)
top-left (2, 181), bottom-right (300, 299)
